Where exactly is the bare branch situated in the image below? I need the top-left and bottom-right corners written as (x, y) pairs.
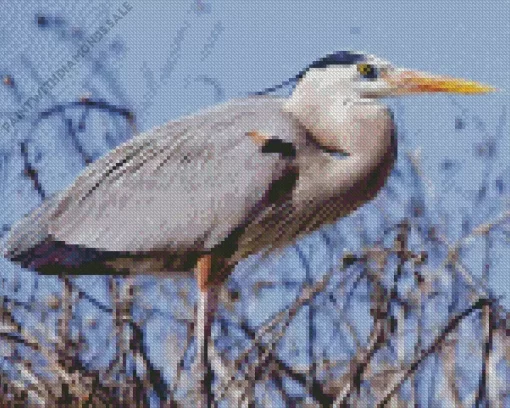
top-left (376, 298), bottom-right (491, 407)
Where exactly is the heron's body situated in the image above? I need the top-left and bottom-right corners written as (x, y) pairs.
top-left (2, 51), bottom-right (492, 406)
top-left (4, 94), bottom-right (395, 278)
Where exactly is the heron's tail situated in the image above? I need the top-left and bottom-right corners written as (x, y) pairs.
top-left (2, 193), bottom-right (63, 267)
top-left (2, 193), bottom-right (100, 273)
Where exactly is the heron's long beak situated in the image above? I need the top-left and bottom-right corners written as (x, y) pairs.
top-left (386, 69), bottom-right (496, 94)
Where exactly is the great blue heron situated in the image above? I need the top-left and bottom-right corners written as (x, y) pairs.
top-left (2, 51), bottom-right (493, 405)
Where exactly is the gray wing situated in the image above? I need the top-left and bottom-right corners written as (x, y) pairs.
top-left (36, 96), bottom-right (301, 256)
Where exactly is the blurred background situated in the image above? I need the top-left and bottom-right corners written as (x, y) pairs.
top-left (0, 1), bottom-right (508, 406)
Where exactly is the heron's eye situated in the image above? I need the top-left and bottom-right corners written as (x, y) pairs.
top-left (357, 63), bottom-right (377, 79)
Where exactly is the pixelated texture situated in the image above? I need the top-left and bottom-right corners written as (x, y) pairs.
top-left (0, 1), bottom-right (509, 407)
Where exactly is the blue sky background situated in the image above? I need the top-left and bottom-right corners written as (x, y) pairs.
top-left (0, 0), bottom-right (508, 405)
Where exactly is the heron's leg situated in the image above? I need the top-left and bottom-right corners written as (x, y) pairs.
top-left (195, 254), bottom-right (219, 407)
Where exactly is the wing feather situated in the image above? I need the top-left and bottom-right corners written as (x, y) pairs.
top-left (48, 96), bottom-right (303, 253)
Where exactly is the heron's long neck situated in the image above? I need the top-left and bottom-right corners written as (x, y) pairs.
top-left (283, 83), bottom-right (396, 206)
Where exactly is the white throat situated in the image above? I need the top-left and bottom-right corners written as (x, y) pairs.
top-left (281, 68), bottom-right (397, 214)
top-left (283, 70), bottom-right (388, 156)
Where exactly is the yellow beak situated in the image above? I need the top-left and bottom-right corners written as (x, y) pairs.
top-left (386, 70), bottom-right (496, 94)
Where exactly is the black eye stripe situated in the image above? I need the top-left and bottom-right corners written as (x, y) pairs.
top-left (308, 51), bottom-right (366, 69)
top-left (254, 51), bottom-right (378, 96)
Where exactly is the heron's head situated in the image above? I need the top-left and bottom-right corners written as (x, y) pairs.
top-left (291, 51), bottom-right (495, 99)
